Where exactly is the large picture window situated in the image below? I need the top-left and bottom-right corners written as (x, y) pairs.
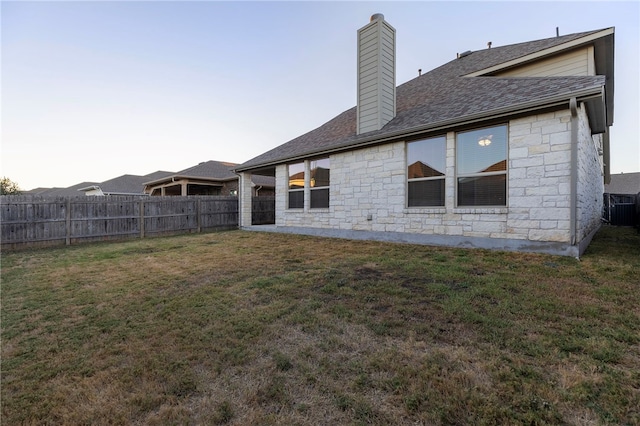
top-left (456, 125), bottom-right (507, 206)
top-left (407, 136), bottom-right (446, 207)
top-left (288, 162), bottom-right (304, 209)
top-left (310, 158), bottom-right (330, 208)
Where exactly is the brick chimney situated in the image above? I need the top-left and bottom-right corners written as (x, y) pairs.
top-left (357, 13), bottom-right (396, 135)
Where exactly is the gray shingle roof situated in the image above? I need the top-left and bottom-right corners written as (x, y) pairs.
top-left (144, 170), bottom-right (175, 180)
top-left (26, 182), bottom-right (99, 197)
top-left (251, 174), bottom-right (277, 187)
top-left (605, 173), bottom-right (640, 195)
top-left (441, 29), bottom-right (604, 77)
top-left (143, 160), bottom-right (238, 186)
top-left (176, 160), bottom-right (238, 180)
top-left (237, 29), bottom-right (609, 171)
top-left (144, 160), bottom-right (275, 188)
top-left (96, 174), bottom-right (151, 194)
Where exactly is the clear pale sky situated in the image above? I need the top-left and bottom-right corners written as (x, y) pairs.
top-left (2, 1), bottom-right (639, 191)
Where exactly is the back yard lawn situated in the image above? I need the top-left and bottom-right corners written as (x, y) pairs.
top-left (1, 226), bottom-right (639, 425)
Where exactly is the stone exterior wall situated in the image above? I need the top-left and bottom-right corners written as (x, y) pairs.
top-left (272, 108), bottom-right (601, 252)
top-left (274, 166), bottom-right (288, 227)
top-left (508, 110), bottom-right (573, 243)
top-left (576, 105), bottom-right (604, 242)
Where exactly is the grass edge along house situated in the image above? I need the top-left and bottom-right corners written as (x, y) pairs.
top-left (235, 14), bottom-right (614, 257)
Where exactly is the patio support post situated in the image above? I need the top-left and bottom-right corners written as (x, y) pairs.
top-left (238, 172), bottom-right (253, 228)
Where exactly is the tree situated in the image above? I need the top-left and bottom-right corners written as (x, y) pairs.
top-left (1, 177), bottom-right (22, 195)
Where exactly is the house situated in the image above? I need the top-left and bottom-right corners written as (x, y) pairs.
top-left (144, 160), bottom-right (275, 196)
top-left (603, 172), bottom-right (639, 227)
top-left (78, 171), bottom-right (173, 196)
top-left (235, 14), bottom-right (614, 257)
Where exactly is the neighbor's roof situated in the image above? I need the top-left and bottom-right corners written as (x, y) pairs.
top-left (144, 160), bottom-right (276, 188)
top-left (26, 182), bottom-right (99, 197)
top-left (176, 160), bottom-right (239, 180)
top-left (79, 174), bottom-right (152, 195)
top-left (251, 174), bottom-right (277, 187)
top-left (27, 172), bottom-right (175, 197)
top-left (144, 170), bottom-right (175, 181)
top-left (237, 28), bottom-right (612, 172)
top-left (604, 172), bottom-right (640, 195)
top-left (144, 160), bottom-right (239, 186)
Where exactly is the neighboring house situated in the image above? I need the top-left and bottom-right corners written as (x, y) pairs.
top-left (604, 172), bottom-right (640, 195)
top-left (78, 172), bottom-right (173, 196)
top-left (26, 182), bottom-right (99, 197)
top-left (144, 160), bottom-right (275, 196)
top-left (603, 172), bottom-right (640, 227)
top-left (235, 14), bottom-right (614, 257)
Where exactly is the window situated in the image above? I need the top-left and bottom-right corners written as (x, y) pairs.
top-left (288, 162), bottom-right (304, 209)
top-left (456, 125), bottom-right (507, 206)
top-left (407, 136), bottom-right (446, 207)
top-left (310, 158), bottom-right (330, 208)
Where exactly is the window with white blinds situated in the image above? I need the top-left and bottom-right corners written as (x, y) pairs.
top-left (407, 136), bottom-right (446, 207)
top-left (310, 158), bottom-right (330, 209)
top-left (288, 162), bottom-right (304, 209)
top-left (456, 125), bottom-right (507, 206)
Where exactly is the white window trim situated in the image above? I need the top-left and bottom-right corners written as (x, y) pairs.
top-left (455, 125), bottom-right (509, 208)
top-left (287, 162), bottom-right (305, 210)
top-left (310, 158), bottom-right (330, 209)
top-left (287, 159), bottom-right (331, 211)
top-left (406, 136), bottom-right (447, 208)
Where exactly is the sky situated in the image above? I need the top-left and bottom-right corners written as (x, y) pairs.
top-left (2, 1), bottom-right (639, 191)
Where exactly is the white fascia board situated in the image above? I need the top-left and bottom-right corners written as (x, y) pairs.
top-left (465, 28), bottom-right (614, 77)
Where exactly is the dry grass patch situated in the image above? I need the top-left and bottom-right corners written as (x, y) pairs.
top-left (2, 226), bottom-right (639, 424)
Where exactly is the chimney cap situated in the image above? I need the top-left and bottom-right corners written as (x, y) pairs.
top-left (370, 13), bottom-right (384, 22)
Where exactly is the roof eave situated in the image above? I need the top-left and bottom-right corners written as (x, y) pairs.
top-left (235, 85), bottom-right (605, 172)
top-left (144, 174), bottom-right (237, 186)
top-left (582, 87), bottom-right (607, 134)
top-left (103, 192), bottom-right (148, 196)
top-left (77, 185), bottom-right (100, 192)
top-left (593, 32), bottom-right (615, 126)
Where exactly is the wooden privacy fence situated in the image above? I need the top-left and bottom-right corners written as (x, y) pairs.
top-left (1, 195), bottom-right (245, 250)
top-left (252, 196), bottom-right (275, 225)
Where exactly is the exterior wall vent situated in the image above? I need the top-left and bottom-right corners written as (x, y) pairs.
top-left (357, 14), bottom-right (396, 135)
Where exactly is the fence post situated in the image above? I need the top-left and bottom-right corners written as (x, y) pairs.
top-left (197, 198), bottom-right (202, 233)
top-left (140, 199), bottom-right (145, 239)
top-left (65, 197), bottom-right (71, 245)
